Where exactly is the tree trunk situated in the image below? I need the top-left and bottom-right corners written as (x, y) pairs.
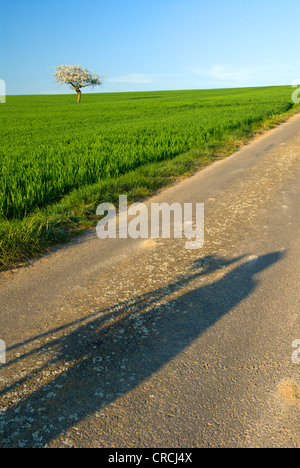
top-left (77, 90), bottom-right (81, 103)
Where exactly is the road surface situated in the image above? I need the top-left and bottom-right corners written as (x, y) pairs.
top-left (0, 114), bottom-right (300, 448)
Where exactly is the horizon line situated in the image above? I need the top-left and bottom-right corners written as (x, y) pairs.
top-left (4, 83), bottom-right (292, 97)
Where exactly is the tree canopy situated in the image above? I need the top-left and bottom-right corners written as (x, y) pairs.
top-left (54, 65), bottom-right (103, 102)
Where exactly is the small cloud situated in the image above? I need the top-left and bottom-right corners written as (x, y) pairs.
top-left (193, 65), bottom-right (249, 83)
top-left (108, 73), bottom-right (153, 84)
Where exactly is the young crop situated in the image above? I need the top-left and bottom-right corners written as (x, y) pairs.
top-left (0, 86), bottom-right (294, 223)
top-left (0, 86), bottom-right (296, 268)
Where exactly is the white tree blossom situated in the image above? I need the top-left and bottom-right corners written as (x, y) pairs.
top-left (54, 65), bottom-right (103, 102)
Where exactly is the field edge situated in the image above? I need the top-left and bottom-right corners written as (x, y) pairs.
top-left (1, 103), bottom-right (299, 272)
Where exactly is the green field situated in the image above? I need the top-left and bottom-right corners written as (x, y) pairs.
top-left (0, 86), bottom-right (297, 268)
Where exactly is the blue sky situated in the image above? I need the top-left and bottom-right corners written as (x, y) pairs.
top-left (1, 0), bottom-right (300, 95)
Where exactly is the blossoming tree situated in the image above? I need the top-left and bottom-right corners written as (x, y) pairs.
top-left (54, 65), bottom-right (103, 102)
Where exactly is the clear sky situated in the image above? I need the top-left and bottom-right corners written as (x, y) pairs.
top-left (1, 0), bottom-right (300, 95)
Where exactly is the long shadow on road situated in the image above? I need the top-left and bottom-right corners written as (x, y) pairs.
top-left (0, 251), bottom-right (283, 447)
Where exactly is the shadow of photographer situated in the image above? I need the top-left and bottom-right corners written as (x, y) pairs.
top-left (0, 251), bottom-right (283, 447)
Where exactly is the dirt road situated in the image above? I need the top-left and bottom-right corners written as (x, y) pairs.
top-left (0, 114), bottom-right (300, 448)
